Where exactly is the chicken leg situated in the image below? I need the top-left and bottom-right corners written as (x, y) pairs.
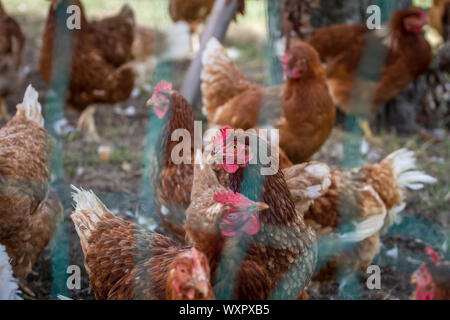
top-left (358, 119), bottom-right (381, 145)
top-left (77, 105), bottom-right (101, 143)
top-left (0, 97), bottom-right (10, 121)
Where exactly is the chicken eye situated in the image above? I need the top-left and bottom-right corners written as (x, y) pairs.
top-left (233, 145), bottom-right (237, 151)
top-left (228, 213), bottom-right (235, 219)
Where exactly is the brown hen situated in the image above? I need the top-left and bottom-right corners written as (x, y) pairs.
top-left (0, 1), bottom-right (25, 121)
top-left (428, 0), bottom-right (450, 38)
top-left (0, 86), bottom-right (63, 278)
top-left (197, 131), bottom-right (318, 299)
top-left (40, 0), bottom-right (135, 142)
top-left (71, 187), bottom-right (214, 300)
top-left (147, 82), bottom-right (230, 243)
top-left (308, 8), bottom-right (432, 113)
top-left (411, 247), bottom-right (450, 300)
top-left (201, 37), bottom-right (335, 164)
top-left (303, 149), bottom-right (436, 281)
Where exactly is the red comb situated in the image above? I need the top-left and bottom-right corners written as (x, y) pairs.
top-left (150, 81), bottom-right (172, 119)
top-left (154, 81), bottom-right (172, 95)
top-left (425, 247), bottom-right (440, 263)
top-left (213, 189), bottom-right (252, 206)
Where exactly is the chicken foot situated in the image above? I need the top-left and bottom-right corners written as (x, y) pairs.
top-left (358, 119), bottom-right (382, 145)
top-left (77, 105), bottom-right (101, 143)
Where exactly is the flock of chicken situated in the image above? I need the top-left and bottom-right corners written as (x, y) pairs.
top-left (0, 0), bottom-right (449, 300)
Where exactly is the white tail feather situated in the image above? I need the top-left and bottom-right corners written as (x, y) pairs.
top-left (16, 85), bottom-right (44, 127)
top-left (339, 186), bottom-right (386, 242)
top-left (70, 186), bottom-right (113, 252)
top-left (386, 149), bottom-right (437, 191)
top-left (0, 245), bottom-right (21, 300)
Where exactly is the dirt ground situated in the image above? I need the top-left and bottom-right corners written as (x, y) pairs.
top-left (2, 11), bottom-right (448, 301)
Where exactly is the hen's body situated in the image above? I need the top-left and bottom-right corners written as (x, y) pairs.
top-left (224, 167), bottom-right (317, 299)
top-left (40, 0), bottom-right (135, 113)
top-left (200, 135), bottom-right (318, 299)
top-left (429, 0), bottom-right (450, 38)
top-left (0, 86), bottom-right (62, 278)
top-left (151, 92), bottom-right (196, 242)
top-left (0, 1), bottom-right (25, 120)
top-left (169, 0), bottom-right (215, 34)
top-left (150, 88), bottom-right (230, 243)
top-left (303, 149), bottom-right (436, 281)
top-left (71, 188), bottom-right (213, 300)
top-left (307, 9), bottom-right (432, 113)
top-left (202, 38), bottom-right (335, 164)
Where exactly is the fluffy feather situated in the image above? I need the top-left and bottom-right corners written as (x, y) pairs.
top-left (338, 186), bottom-right (386, 242)
top-left (374, 149), bottom-right (437, 231)
top-left (15, 85), bottom-right (44, 127)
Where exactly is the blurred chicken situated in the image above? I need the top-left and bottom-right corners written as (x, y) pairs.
top-left (412, 247), bottom-right (450, 300)
top-left (129, 22), bottom-right (191, 90)
top-left (40, 0), bottom-right (136, 142)
top-left (0, 1), bottom-right (25, 121)
top-left (0, 245), bottom-right (21, 300)
top-left (169, 0), bottom-right (215, 35)
top-left (428, 0), bottom-right (450, 39)
top-left (303, 149), bottom-right (437, 281)
top-left (0, 85), bottom-right (63, 278)
top-left (307, 8), bottom-right (432, 142)
top-left (201, 37), bottom-right (335, 164)
top-left (169, 0), bottom-right (245, 52)
top-left (280, 0), bottom-right (320, 49)
top-left (71, 186), bottom-right (214, 300)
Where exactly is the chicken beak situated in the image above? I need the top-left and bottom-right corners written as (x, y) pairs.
top-left (411, 275), bottom-right (417, 285)
top-left (188, 280), bottom-right (210, 298)
top-left (147, 91), bottom-right (171, 107)
top-left (249, 202), bottom-right (269, 214)
top-left (206, 150), bottom-right (222, 165)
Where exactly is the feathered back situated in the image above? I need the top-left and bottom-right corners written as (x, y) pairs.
top-left (71, 186), bottom-right (116, 256)
top-left (15, 85), bottom-right (44, 127)
top-left (0, 245), bottom-right (21, 300)
top-left (201, 37), bottom-right (253, 118)
top-left (191, 149), bottom-right (221, 200)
